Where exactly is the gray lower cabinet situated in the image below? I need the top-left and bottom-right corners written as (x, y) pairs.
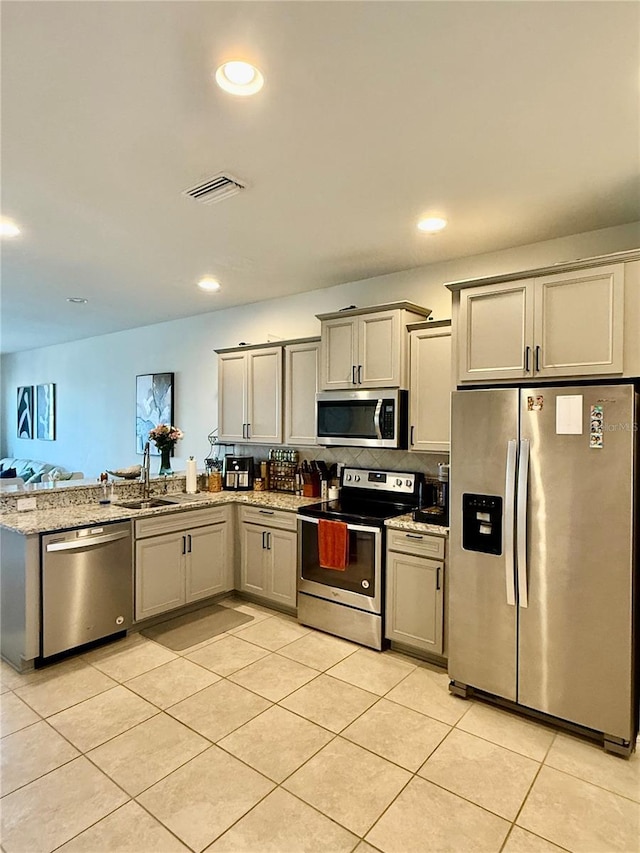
top-left (239, 506), bottom-right (297, 609)
top-left (135, 506), bottom-right (233, 621)
top-left (385, 529), bottom-right (446, 656)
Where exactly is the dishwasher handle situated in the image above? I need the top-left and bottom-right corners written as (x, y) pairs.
top-left (45, 530), bottom-right (131, 552)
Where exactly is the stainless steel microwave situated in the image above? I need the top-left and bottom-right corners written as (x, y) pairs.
top-left (316, 389), bottom-right (408, 449)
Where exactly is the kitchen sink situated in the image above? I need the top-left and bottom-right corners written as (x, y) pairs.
top-left (114, 498), bottom-right (176, 510)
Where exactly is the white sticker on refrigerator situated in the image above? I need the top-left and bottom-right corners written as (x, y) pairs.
top-left (589, 404), bottom-right (604, 448)
top-left (555, 395), bottom-right (583, 435)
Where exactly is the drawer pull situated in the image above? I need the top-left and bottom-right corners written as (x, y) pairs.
top-left (259, 509), bottom-right (275, 515)
top-left (405, 533), bottom-right (423, 540)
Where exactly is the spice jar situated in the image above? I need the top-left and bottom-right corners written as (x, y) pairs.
top-left (208, 471), bottom-right (222, 492)
top-left (254, 477), bottom-right (265, 491)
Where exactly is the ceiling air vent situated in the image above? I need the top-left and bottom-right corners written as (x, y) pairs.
top-left (182, 172), bottom-right (246, 205)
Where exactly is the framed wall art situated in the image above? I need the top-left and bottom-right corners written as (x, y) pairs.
top-left (17, 386), bottom-right (34, 439)
top-left (37, 383), bottom-right (56, 440)
top-left (136, 372), bottom-right (174, 455)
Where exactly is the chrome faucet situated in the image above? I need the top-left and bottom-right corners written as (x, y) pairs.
top-left (142, 441), bottom-right (151, 499)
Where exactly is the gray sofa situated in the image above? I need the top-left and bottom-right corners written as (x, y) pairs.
top-left (0, 457), bottom-right (84, 484)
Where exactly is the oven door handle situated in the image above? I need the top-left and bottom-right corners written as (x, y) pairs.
top-left (297, 516), bottom-right (381, 536)
top-left (373, 400), bottom-right (383, 440)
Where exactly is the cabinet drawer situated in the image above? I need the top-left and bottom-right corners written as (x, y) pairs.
top-left (387, 528), bottom-right (445, 559)
top-left (135, 506), bottom-right (230, 539)
top-left (239, 504), bottom-right (297, 531)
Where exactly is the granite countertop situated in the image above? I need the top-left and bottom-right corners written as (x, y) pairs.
top-left (385, 513), bottom-right (449, 537)
top-left (0, 490), bottom-right (320, 536)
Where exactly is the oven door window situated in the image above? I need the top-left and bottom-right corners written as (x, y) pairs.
top-left (300, 521), bottom-right (377, 597)
top-left (317, 400), bottom-right (381, 440)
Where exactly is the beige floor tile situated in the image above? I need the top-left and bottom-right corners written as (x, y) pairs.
top-left (207, 787), bottom-right (358, 852)
top-left (353, 843), bottom-right (383, 853)
top-left (186, 635), bottom-right (270, 676)
top-left (282, 737), bottom-right (411, 837)
top-left (124, 657), bottom-right (220, 708)
top-left (218, 705), bottom-right (334, 782)
top-left (365, 776), bottom-right (510, 853)
top-left (88, 712), bottom-right (210, 796)
top-left (0, 657), bottom-right (77, 690)
top-left (502, 826), bottom-right (568, 853)
top-left (56, 801), bottom-right (190, 852)
top-left (277, 630), bottom-right (359, 671)
top-left (517, 766), bottom-right (640, 852)
top-left (0, 755), bottom-right (128, 853)
top-left (232, 616), bottom-right (310, 650)
top-left (457, 703), bottom-right (555, 761)
top-left (228, 653), bottom-right (318, 701)
top-left (385, 665), bottom-right (471, 725)
top-left (84, 635), bottom-right (178, 681)
top-left (0, 720), bottom-right (79, 795)
top-left (138, 745), bottom-right (274, 851)
top-left (0, 690), bottom-right (41, 735)
top-left (326, 648), bottom-right (415, 696)
top-left (167, 679), bottom-right (271, 741)
top-left (418, 728), bottom-right (540, 820)
top-left (280, 673), bottom-right (378, 733)
top-left (47, 685), bottom-right (157, 751)
top-left (176, 631), bottom-right (231, 657)
top-left (219, 597), bottom-right (276, 620)
top-left (14, 661), bottom-right (117, 717)
top-left (342, 698), bottom-right (450, 771)
top-left (545, 732), bottom-right (640, 802)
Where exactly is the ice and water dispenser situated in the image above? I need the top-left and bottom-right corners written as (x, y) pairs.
top-left (462, 494), bottom-right (503, 555)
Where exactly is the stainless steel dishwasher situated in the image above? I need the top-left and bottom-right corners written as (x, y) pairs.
top-left (41, 521), bottom-right (133, 657)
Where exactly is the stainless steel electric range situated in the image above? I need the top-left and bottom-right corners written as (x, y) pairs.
top-left (297, 467), bottom-right (422, 650)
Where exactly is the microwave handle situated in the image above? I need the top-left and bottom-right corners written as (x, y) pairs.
top-left (373, 400), bottom-right (383, 439)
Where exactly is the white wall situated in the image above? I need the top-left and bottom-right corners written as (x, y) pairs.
top-left (1, 221), bottom-right (638, 477)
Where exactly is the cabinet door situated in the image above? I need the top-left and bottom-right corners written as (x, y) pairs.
top-left (285, 341), bottom-right (319, 446)
top-left (247, 347), bottom-right (283, 443)
top-left (218, 352), bottom-right (247, 442)
top-left (266, 528), bottom-right (297, 608)
top-left (185, 522), bottom-right (232, 604)
top-left (533, 265), bottom-right (624, 377)
top-left (319, 318), bottom-right (357, 389)
top-left (458, 281), bottom-right (534, 382)
top-left (385, 551), bottom-right (443, 655)
top-left (135, 532), bottom-right (185, 620)
top-left (357, 311), bottom-right (402, 387)
top-left (240, 523), bottom-right (267, 595)
top-left (409, 327), bottom-right (452, 452)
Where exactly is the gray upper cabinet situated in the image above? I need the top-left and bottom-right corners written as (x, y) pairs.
top-left (453, 261), bottom-right (627, 384)
top-left (217, 346), bottom-right (283, 444)
top-left (318, 302), bottom-right (431, 390)
top-left (285, 339), bottom-right (319, 446)
top-left (409, 321), bottom-right (452, 453)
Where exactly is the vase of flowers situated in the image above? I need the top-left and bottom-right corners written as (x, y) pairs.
top-left (148, 424), bottom-right (183, 475)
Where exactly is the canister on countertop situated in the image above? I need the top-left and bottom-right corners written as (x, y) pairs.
top-left (208, 471), bottom-right (222, 492)
top-left (260, 461), bottom-right (269, 489)
top-left (254, 478), bottom-right (266, 491)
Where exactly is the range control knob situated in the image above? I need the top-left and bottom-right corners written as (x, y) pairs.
top-left (396, 479), bottom-right (402, 486)
top-left (406, 479), bottom-right (412, 487)
top-left (354, 475), bottom-right (361, 482)
top-left (345, 474), bottom-right (352, 482)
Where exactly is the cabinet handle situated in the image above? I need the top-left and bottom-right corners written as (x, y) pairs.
top-left (242, 423), bottom-right (246, 439)
top-left (267, 532), bottom-right (272, 550)
top-left (259, 509), bottom-right (274, 515)
top-left (410, 425), bottom-right (415, 446)
top-left (406, 533), bottom-right (423, 540)
top-left (187, 534), bottom-right (192, 554)
top-left (535, 346), bottom-right (541, 372)
top-left (358, 365), bottom-right (362, 384)
top-left (262, 531), bottom-right (267, 549)
top-left (524, 346), bottom-right (531, 372)
top-left (352, 365), bottom-right (357, 384)
top-left (247, 423), bottom-right (251, 439)
top-left (182, 535), bottom-right (186, 555)
top-left (436, 566), bottom-right (441, 591)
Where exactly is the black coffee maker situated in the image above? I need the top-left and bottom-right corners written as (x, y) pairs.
top-left (223, 455), bottom-right (254, 490)
top-left (414, 463), bottom-right (449, 526)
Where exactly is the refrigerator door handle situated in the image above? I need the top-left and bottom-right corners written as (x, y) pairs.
top-left (517, 439), bottom-right (530, 608)
top-left (504, 440), bottom-right (518, 606)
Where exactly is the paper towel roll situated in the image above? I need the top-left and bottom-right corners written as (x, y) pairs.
top-left (186, 457), bottom-right (198, 494)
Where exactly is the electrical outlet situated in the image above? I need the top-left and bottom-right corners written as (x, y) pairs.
top-left (16, 497), bottom-right (37, 511)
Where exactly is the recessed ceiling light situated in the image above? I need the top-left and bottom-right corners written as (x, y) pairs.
top-left (215, 61), bottom-right (264, 96)
top-left (0, 220), bottom-right (21, 238)
top-left (67, 297), bottom-right (88, 304)
top-left (197, 277), bottom-right (221, 293)
top-left (417, 216), bottom-right (447, 233)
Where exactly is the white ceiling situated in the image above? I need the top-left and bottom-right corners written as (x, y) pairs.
top-left (2, 1), bottom-right (638, 354)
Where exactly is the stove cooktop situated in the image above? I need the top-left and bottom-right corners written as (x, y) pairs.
top-left (298, 498), bottom-right (412, 527)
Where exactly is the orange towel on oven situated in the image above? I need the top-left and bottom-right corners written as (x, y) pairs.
top-left (318, 519), bottom-right (349, 570)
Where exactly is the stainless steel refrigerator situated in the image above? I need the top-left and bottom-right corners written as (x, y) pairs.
top-left (449, 384), bottom-right (638, 755)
